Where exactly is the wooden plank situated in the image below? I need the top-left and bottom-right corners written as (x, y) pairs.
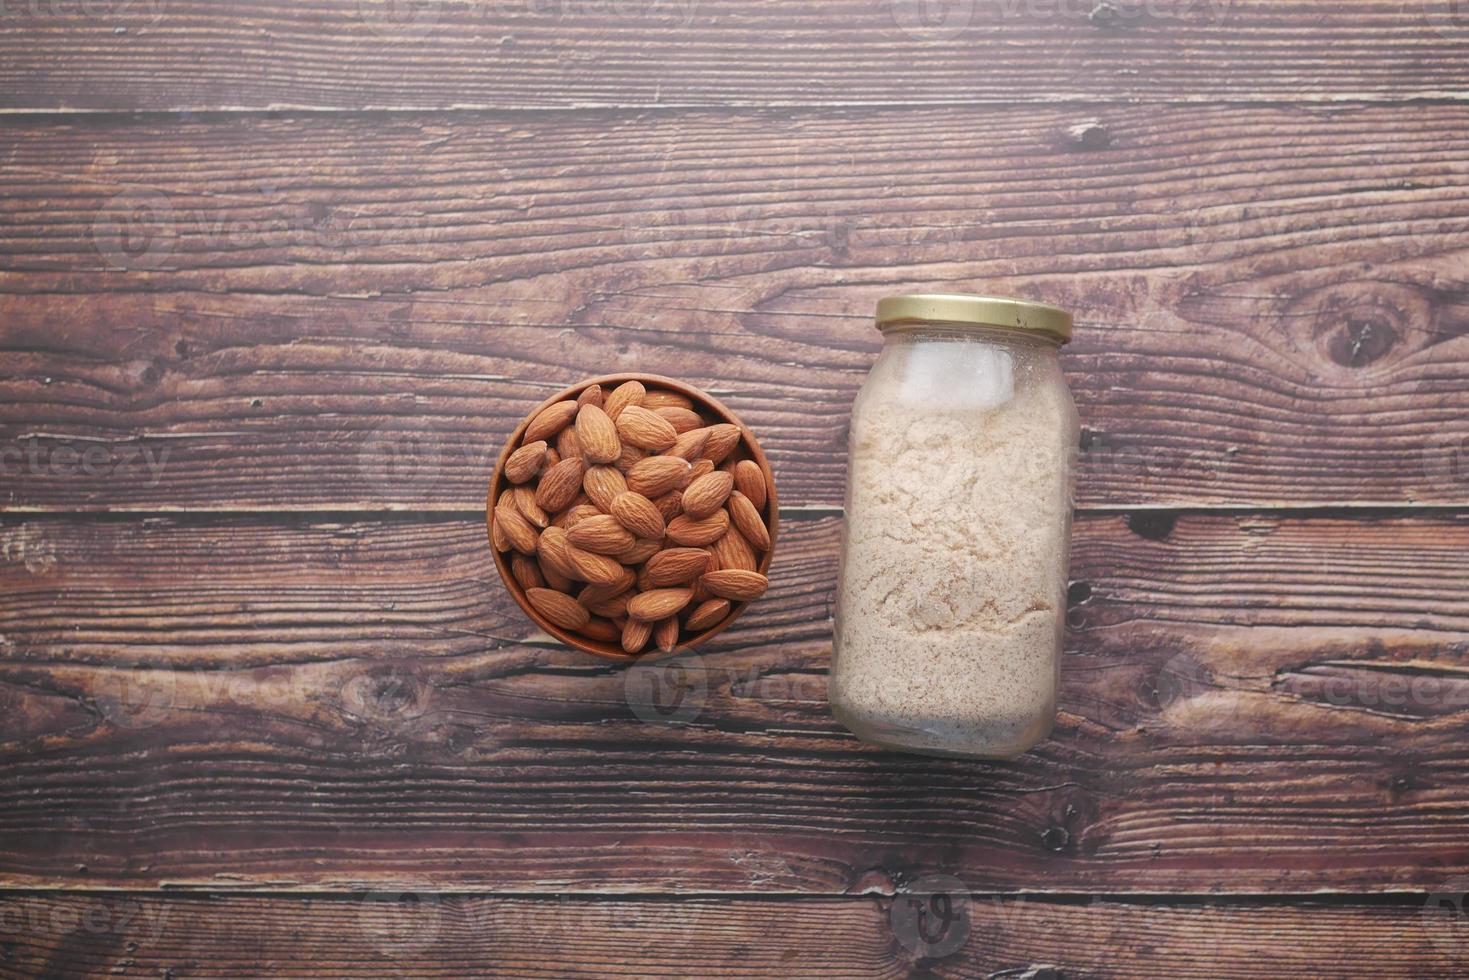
top-left (2, 511), bottom-right (1467, 892)
top-left (4, 104), bottom-right (1468, 510)
top-left (0, 892), bottom-right (1459, 979)
top-left (1, 1), bottom-right (1466, 111)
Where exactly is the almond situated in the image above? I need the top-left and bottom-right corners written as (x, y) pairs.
top-left (583, 590), bottom-right (631, 619)
top-left (654, 617), bottom-right (680, 653)
top-left (604, 380), bottom-right (645, 421)
top-left (683, 459), bottom-right (714, 488)
top-left (489, 509), bottom-right (510, 551)
top-left (621, 616), bottom-right (652, 654)
top-left (699, 569), bottom-right (769, 602)
top-left (494, 505), bottom-right (539, 554)
top-left (701, 423), bottom-right (741, 464)
top-left (580, 616), bottom-right (620, 643)
top-left (540, 552), bottom-right (572, 590)
top-left (643, 547), bottom-right (714, 587)
top-left (614, 537), bottom-right (662, 565)
top-left (615, 404), bottom-right (679, 451)
top-left (504, 440), bottom-right (547, 484)
top-left (511, 485), bottom-right (550, 529)
top-left (608, 491), bottom-right (664, 539)
top-left (536, 526), bottom-right (579, 580)
top-left (627, 455), bottom-right (691, 498)
top-left (627, 587), bottom-right (694, 622)
top-left (653, 490), bottom-right (683, 523)
top-left (684, 598), bottom-right (731, 632)
top-left (615, 442), bottom-right (647, 473)
top-left (567, 514), bottom-right (636, 555)
top-left (711, 529), bottom-right (757, 572)
top-left (524, 400), bottom-right (579, 443)
top-left (641, 389), bottom-right (694, 412)
top-left (526, 587), bottom-right (590, 630)
top-left (576, 383), bottom-right (604, 409)
top-left (578, 567), bottom-right (637, 605)
top-left (727, 491), bottom-right (771, 551)
top-left (666, 510), bottom-right (729, 547)
top-left (510, 553), bottom-right (544, 591)
top-left (654, 406), bottom-right (704, 434)
top-left (583, 464), bottom-right (628, 511)
top-left (543, 446), bottom-right (561, 468)
top-left (565, 542), bottom-right (625, 585)
top-left (535, 457), bottom-right (586, 513)
top-left (667, 427), bottom-right (710, 461)
top-left (681, 470), bottom-right (734, 519)
top-left (556, 425), bottom-right (581, 461)
top-left (556, 502), bottom-right (602, 529)
top-left (733, 459), bottom-right (767, 510)
top-left (575, 404), bottom-right (621, 465)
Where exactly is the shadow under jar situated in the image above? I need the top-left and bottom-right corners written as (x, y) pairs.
top-left (830, 294), bottom-right (1078, 759)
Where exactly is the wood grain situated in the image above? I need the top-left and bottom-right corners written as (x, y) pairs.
top-left (0, 892), bottom-right (1461, 979)
top-left (3, 104), bottom-right (1468, 510)
top-left (1, 1), bottom-right (1466, 112)
top-left (1, 511), bottom-right (1466, 891)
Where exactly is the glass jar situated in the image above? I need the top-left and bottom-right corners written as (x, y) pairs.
top-left (830, 294), bottom-right (1078, 759)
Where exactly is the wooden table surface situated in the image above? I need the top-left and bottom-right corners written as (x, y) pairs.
top-left (3, 2), bottom-right (1469, 976)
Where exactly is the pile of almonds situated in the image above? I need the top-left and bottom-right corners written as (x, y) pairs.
top-left (491, 379), bottom-right (773, 656)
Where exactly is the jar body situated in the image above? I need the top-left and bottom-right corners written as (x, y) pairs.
top-left (830, 326), bottom-right (1077, 758)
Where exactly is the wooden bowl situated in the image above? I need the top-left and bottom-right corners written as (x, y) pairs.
top-left (487, 373), bottom-right (779, 662)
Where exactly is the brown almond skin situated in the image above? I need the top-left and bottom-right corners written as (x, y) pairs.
top-left (544, 446), bottom-right (562, 468)
top-left (684, 598), bottom-right (731, 632)
top-left (578, 567), bottom-right (637, 605)
top-left (641, 390), bottom-right (694, 412)
top-left (565, 543), bottom-right (625, 585)
top-left (580, 616), bottom-right (620, 643)
top-left (494, 505), bottom-right (539, 555)
top-left (604, 380), bottom-right (645, 421)
top-left (701, 423), bottom-right (741, 464)
top-left (535, 457), bottom-right (586, 513)
top-left (627, 587), bottom-right (695, 622)
top-left (667, 427), bottom-right (710, 462)
top-left (711, 529), bottom-right (758, 572)
top-left (653, 490), bottom-right (683, 523)
top-left (557, 503), bottom-right (602, 529)
top-left (576, 384), bottom-right (604, 409)
top-left (733, 459), bottom-right (767, 510)
top-left (727, 490), bottom-right (772, 551)
top-left (538, 555), bottom-right (574, 593)
top-left (654, 617), bottom-right (680, 653)
top-left (556, 425), bottom-right (581, 461)
top-left (666, 510), bottom-right (729, 547)
top-left (627, 455), bottom-right (691, 498)
top-left (681, 470), bottom-right (734, 520)
top-left (536, 526), bottom-right (580, 581)
top-left (682, 459), bottom-right (714, 488)
top-left (567, 514), bottom-right (636, 555)
top-left (614, 442), bottom-right (647, 473)
top-left (489, 508), bottom-right (511, 551)
top-left (614, 537), bottom-right (663, 565)
top-left (699, 569), bottom-right (769, 602)
top-left (526, 588), bottom-right (590, 630)
top-left (524, 400), bottom-right (578, 443)
top-left (583, 465), bottom-right (628, 512)
top-left (504, 440), bottom-right (547, 484)
top-left (655, 406), bottom-right (704, 434)
top-left (511, 485), bottom-right (550, 529)
top-left (644, 547), bottom-right (713, 587)
top-left (615, 405), bottom-right (680, 451)
top-left (609, 491), bottom-right (665, 539)
top-left (510, 553), bottom-right (545, 591)
top-left (621, 617), bottom-right (653, 654)
top-left (583, 591), bottom-right (631, 619)
top-left (576, 404), bottom-right (622, 465)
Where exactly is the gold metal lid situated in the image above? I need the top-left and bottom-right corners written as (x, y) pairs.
top-left (875, 293), bottom-right (1072, 344)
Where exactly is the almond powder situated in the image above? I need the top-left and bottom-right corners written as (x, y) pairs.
top-left (831, 336), bottom-right (1076, 757)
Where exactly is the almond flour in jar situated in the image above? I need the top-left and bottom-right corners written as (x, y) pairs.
top-left (830, 294), bottom-right (1077, 758)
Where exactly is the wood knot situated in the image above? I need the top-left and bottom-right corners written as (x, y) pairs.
top-left (1126, 511), bottom-right (1176, 540)
top-left (1065, 121), bottom-right (1112, 151)
top-left (1326, 314), bottom-right (1397, 368)
top-left (339, 664), bottom-right (431, 723)
top-left (1040, 825), bottom-right (1070, 850)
